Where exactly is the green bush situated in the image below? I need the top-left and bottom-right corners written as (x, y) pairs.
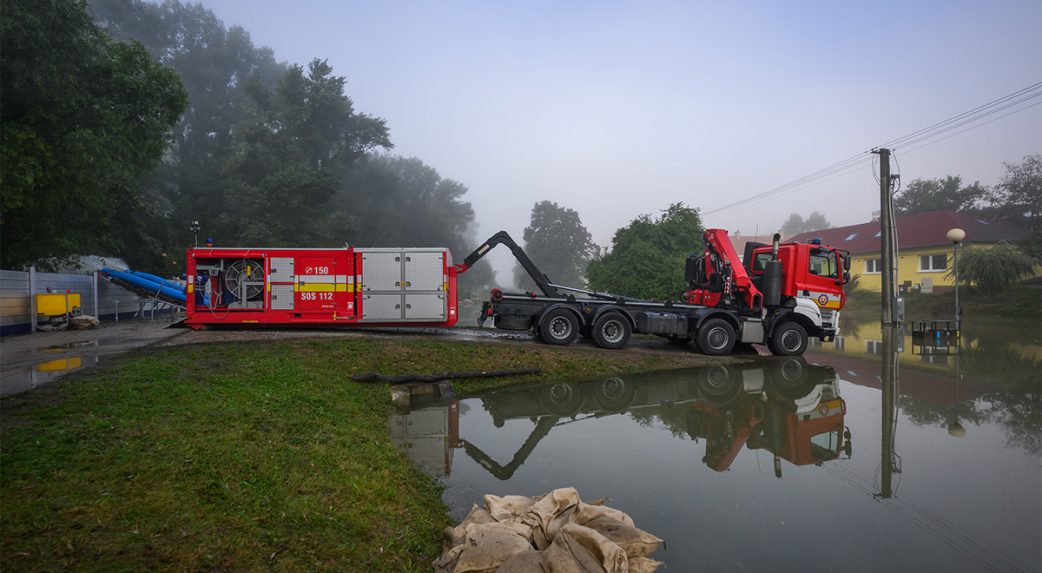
top-left (951, 242), bottom-right (1039, 292)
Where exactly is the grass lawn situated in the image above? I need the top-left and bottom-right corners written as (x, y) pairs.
top-left (1, 336), bottom-right (725, 571)
top-left (842, 282), bottom-right (1041, 324)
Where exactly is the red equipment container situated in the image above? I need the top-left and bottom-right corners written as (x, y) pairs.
top-left (185, 246), bottom-right (459, 329)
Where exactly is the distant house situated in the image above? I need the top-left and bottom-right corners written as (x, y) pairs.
top-left (788, 210), bottom-right (1029, 293)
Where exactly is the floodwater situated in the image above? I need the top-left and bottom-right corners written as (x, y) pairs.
top-left (0, 322), bottom-right (183, 396)
top-left (392, 318), bottom-right (1041, 572)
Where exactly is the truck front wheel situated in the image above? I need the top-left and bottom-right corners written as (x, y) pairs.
top-left (539, 309), bottom-right (579, 346)
top-left (696, 318), bottom-right (736, 355)
top-left (768, 321), bottom-right (808, 356)
top-left (592, 312), bottom-right (631, 350)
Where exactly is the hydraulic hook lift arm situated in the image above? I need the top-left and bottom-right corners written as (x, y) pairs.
top-left (455, 230), bottom-right (562, 298)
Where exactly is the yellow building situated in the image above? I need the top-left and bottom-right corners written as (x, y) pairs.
top-left (789, 210), bottom-right (1029, 293)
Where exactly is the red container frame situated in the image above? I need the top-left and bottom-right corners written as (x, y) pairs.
top-left (185, 247), bottom-right (459, 329)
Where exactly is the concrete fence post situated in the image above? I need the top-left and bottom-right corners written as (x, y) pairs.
top-left (28, 266), bottom-right (37, 333)
top-left (93, 271), bottom-right (100, 319)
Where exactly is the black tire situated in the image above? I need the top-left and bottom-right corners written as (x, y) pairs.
top-left (695, 318), bottom-right (736, 356)
top-left (539, 382), bottom-right (583, 416)
top-left (698, 365), bottom-right (741, 404)
top-left (769, 358), bottom-right (817, 400)
top-left (538, 308), bottom-right (579, 346)
top-left (494, 314), bottom-right (532, 331)
top-left (593, 376), bottom-right (636, 412)
top-left (768, 321), bottom-right (809, 356)
top-left (591, 312), bottom-right (631, 350)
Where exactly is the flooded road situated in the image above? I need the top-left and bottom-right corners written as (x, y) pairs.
top-left (393, 320), bottom-right (1041, 572)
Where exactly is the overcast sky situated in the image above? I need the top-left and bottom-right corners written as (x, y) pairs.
top-left (195, 0), bottom-right (1040, 276)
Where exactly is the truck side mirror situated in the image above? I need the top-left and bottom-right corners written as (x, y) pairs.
top-left (843, 256), bottom-right (851, 271)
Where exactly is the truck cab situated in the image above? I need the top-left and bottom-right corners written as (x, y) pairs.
top-left (746, 239), bottom-right (849, 342)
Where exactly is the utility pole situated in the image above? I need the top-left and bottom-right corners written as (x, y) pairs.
top-left (875, 148), bottom-right (895, 325)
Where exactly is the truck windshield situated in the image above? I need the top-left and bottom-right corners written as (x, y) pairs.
top-left (808, 250), bottom-right (838, 279)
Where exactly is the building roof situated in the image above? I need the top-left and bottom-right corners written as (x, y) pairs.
top-left (788, 210), bottom-right (1029, 254)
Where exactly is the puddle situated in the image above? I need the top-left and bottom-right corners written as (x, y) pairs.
top-left (393, 349), bottom-right (1040, 572)
top-left (1, 355), bottom-right (103, 396)
top-left (0, 323), bottom-right (182, 396)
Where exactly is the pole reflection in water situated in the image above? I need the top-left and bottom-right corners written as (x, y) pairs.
top-left (390, 358), bottom-right (854, 481)
top-left (878, 325), bottom-right (902, 499)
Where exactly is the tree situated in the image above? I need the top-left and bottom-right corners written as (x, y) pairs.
top-left (780, 213), bottom-right (805, 236)
top-left (1, 0), bottom-right (187, 269)
top-left (513, 202), bottom-right (595, 291)
top-left (894, 176), bottom-right (987, 216)
top-left (339, 155), bottom-right (494, 294)
top-left (586, 203), bottom-right (704, 300)
top-left (221, 59), bottom-right (391, 246)
top-left (804, 211), bottom-right (831, 232)
top-left (987, 154), bottom-right (1042, 259)
top-left (951, 242), bottom-right (1037, 293)
top-left (780, 211), bottom-right (831, 236)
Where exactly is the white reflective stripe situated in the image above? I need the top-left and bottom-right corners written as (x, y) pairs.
top-left (295, 275), bottom-right (347, 283)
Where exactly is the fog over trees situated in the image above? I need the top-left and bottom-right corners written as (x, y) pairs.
top-left (513, 201), bottom-right (595, 292)
top-left (0, 0), bottom-right (493, 293)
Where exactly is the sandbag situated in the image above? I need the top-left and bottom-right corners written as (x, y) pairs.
top-left (495, 550), bottom-right (546, 573)
top-left (573, 502), bottom-right (635, 528)
top-left (433, 488), bottom-right (663, 573)
top-left (484, 494), bottom-right (535, 522)
top-left (445, 504), bottom-right (498, 548)
top-left (582, 516), bottom-right (663, 558)
top-left (541, 523), bottom-right (628, 573)
top-left (522, 487), bottom-right (582, 550)
top-left (452, 522), bottom-right (535, 573)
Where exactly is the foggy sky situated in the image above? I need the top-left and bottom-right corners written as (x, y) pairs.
top-left (194, 0), bottom-right (1041, 278)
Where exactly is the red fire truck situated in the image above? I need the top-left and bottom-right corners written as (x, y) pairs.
top-left (185, 228), bottom-right (849, 356)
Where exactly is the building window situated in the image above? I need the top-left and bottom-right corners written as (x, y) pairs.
top-left (919, 254), bottom-right (948, 272)
top-left (865, 259), bottom-right (882, 274)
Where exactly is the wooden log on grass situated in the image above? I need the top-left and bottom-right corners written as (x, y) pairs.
top-left (352, 368), bottom-right (541, 383)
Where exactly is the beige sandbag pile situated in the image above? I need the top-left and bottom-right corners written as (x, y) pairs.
top-left (434, 487), bottom-right (663, 573)
top-left (70, 315), bottom-right (99, 329)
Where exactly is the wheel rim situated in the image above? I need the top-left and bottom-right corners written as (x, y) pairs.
top-left (704, 366), bottom-right (732, 390)
top-left (548, 384), bottom-right (574, 405)
top-left (600, 319), bottom-right (625, 343)
top-left (706, 327), bottom-right (729, 350)
top-left (549, 316), bottom-right (572, 339)
top-left (779, 359), bottom-right (804, 381)
top-left (781, 329), bottom-right (803, 352)
top-left (601, 377), bottom-right (627, 400)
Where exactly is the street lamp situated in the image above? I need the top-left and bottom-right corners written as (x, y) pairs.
top-left (946, 228), bottom-right (965, 330)
top-left (190, 220), bottom-right (201, 248)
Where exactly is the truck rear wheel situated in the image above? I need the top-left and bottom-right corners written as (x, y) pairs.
top-left (768, 321), bottom-right (808, 356)
top-left (695, 318), bottom-right (736, 356)
top-left (539, 308), bottom-right (579, 346)
top-left (592, 312), bottom-right (631, 350)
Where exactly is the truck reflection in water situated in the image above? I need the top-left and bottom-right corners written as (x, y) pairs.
top-left (390, 359), bottom-right (853, 480)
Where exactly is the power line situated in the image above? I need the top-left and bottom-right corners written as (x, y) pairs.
top-left (880, 81), bottom-right (1042, 149)
top-left (902, 98), bottom-right (1042, 156)
top-left (703, 82), bottom-right (1042, 216)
